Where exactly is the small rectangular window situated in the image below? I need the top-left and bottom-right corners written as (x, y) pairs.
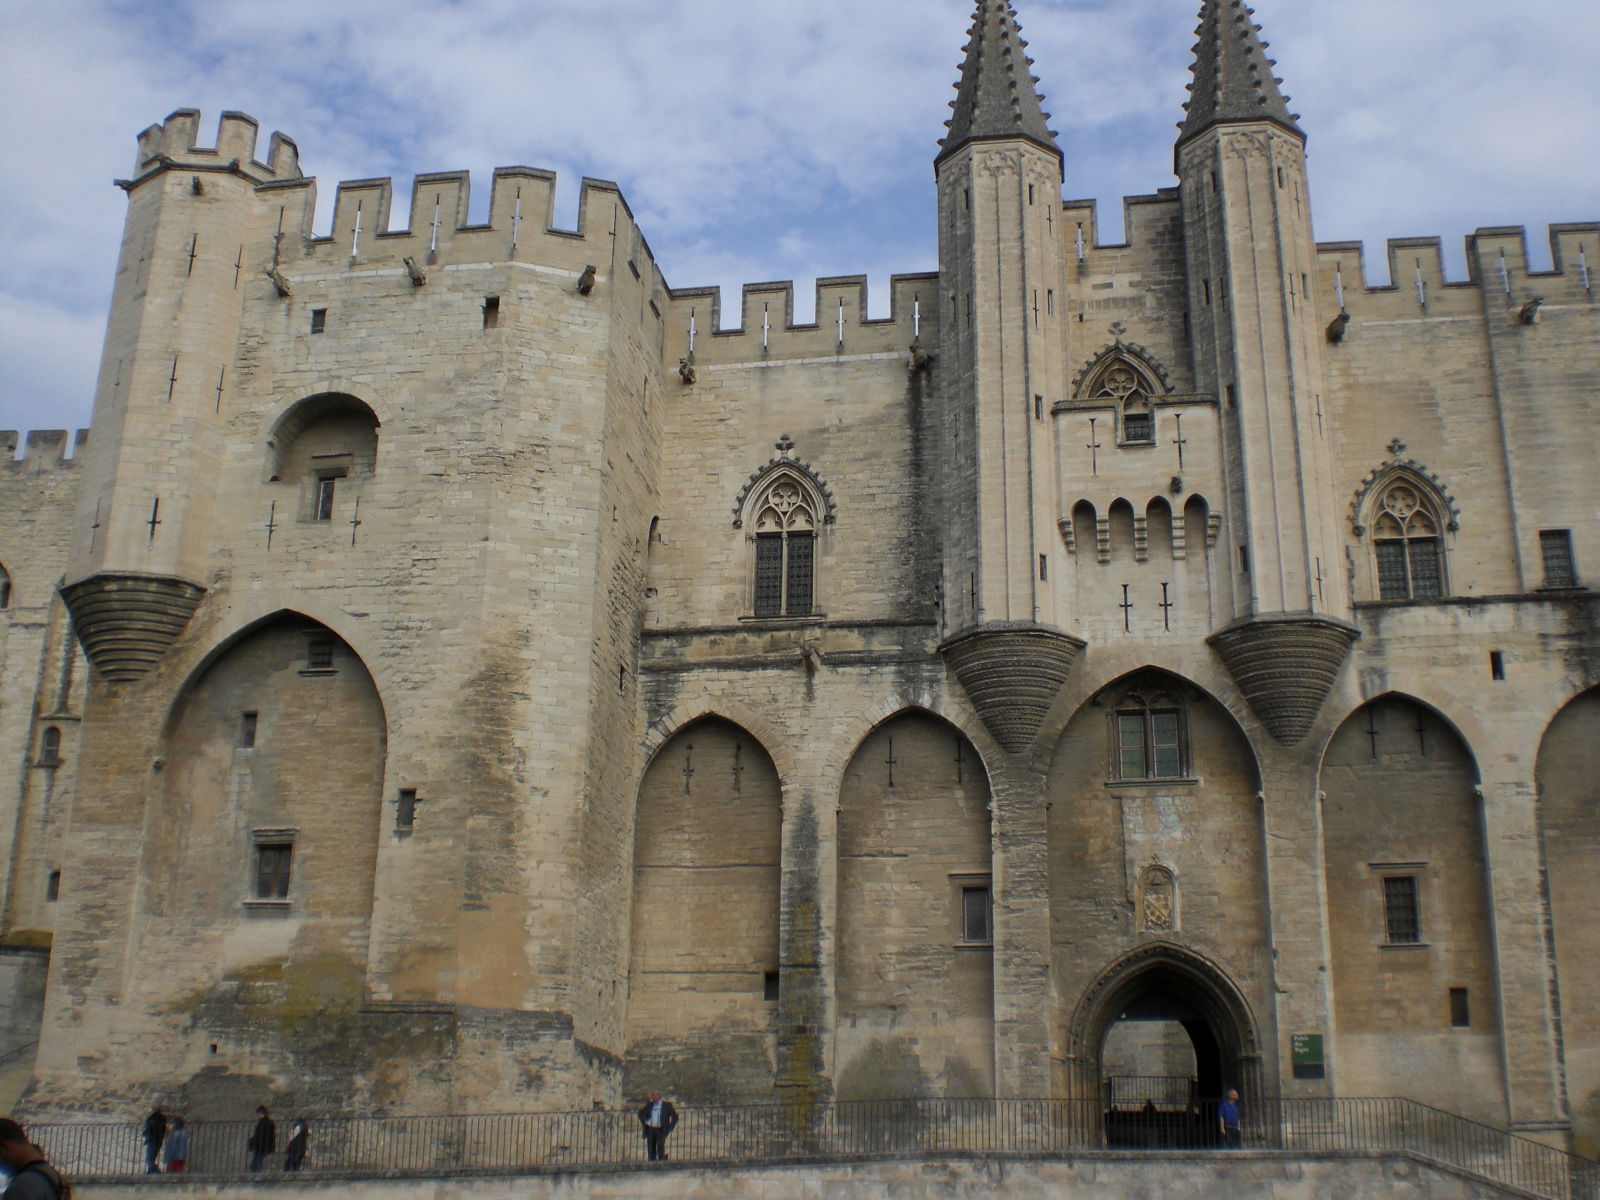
top-left (1540, 529), bottom-right (1577, 588)
top-left (46, 870), bottom-right (61, 902)
top-left (240, 712), bottom-right (258, 748)
top-left (396, 788), bottom-right (418, 831)
top-left (962, 886), bottom-right (992, 944)
top-left (763, 971), bottom-right (780, 1002)
top-left (1449, 987), bottom-right (1470, 1028)
top-left (254, 843), bottom-right (293, 900)
top-left (1046, 289), bottom-right (1055, 315)
top-left (306, 640), bottom-right (335, 671)
top-left (310, 308), bottom-right (327, 334)
top-left (314, 477), bottom-right (336, 521)
top-left (1039, 554), bottom-right (1048, 582)
top-left (1490, 651), bottom-right (1506, 681)
top-left (483, 296), bottom-right (500, 329)
top-left (1383, 875), bottom-right (1421, 944)
top-left (1034, 394), bottom-right (1044, 420)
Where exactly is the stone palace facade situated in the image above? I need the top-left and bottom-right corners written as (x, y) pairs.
top-left (1, 0), bottom-right (1596, 1158)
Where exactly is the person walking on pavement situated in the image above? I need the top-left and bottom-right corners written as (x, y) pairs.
top-left (141, 1102), bottom-right (167, 1174)
top-left (637, 1091), bottom-right (678, 1162)
top-left (247, 1105), bottom-right (276, 1172)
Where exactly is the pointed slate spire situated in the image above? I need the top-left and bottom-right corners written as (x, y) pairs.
top-left (937, 0), bottom-right (1061, 166)
top-left (1178, 0), bottom-right (1303, 148)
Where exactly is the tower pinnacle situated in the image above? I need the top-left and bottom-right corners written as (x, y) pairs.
top-left (937, 0), bottom-right (1060, 166)
top-left (1178, 0), bottom-right (1302, 148)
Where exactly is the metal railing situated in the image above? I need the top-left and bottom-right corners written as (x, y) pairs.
top-left (24, 1097), bottom-right (1599, 1200)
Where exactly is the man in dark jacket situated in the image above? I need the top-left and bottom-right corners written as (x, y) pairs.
top-left (247, 1105), bottom-right (276, 1172)
top-left (637, 1091), bottom-right (678, 1162)
top-left (0, 1117), bottom-right (66, 1199)
top-left (141, 1102), bottom-right (167, 1174)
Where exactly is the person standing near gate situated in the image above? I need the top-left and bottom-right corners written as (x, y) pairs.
top-left (637, 1091), bottom-right (678, 1162)
top-left (247, 1105), bottom-right (276, 1172)
top-left (1218, 1088), bottom-right (1242, 1148)
top-left (141, 1102), bottom-right (167, 1174)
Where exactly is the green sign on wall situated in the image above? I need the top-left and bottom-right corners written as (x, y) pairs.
top-left (1291, 1033), bottom-right (1325, 1080)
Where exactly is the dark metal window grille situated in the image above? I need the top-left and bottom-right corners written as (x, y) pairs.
top-left (786, 532), bottom-right (814, 616)
top-left (754, 531), bottom-right (813, 617)
top-left (1407, 538), bottom-right (1443, 596)
top-left (255, 844), bottom-right (293, 900)
top-left (754, 536), bottom-right (784, 617)
top-left (307, 640), bottom-right (335, 670)
top-left (1540, 530), bottom-right (1576, 587)
top-left (962, 886), bottom-right (992, 943)
top-left (1376, 541), bottom-right (1409, 599)
top-left (1123, 410), bottom-right (1153, 444)
top-left (1383, 875), bottom-right (1421, 944)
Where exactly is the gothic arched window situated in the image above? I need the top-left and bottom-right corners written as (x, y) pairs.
top-left (752, 478), bottom-right (816, 618)
top-left (1076, 349), bottom-right (1166, 449)
top-left (1372, 483), bottom-right (1445, 600)
top-left (1111, 683), bottom-right (1186, 781)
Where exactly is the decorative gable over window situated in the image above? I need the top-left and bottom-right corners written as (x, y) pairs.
top-left (734, 435), bottom-right (835, 620)
top-left (1073, 345), bottom-right (1169, 447)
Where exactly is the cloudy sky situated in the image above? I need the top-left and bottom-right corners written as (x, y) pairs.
top-left (2, 0), bottom-right (1596, 437)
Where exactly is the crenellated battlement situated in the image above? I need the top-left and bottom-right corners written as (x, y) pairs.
top-left (2, 429), bottom-right (87, 472)
top-left (1316, 223), bottom-right (1599, 314)
top-left (131, 109), bottom-right (301, 185)
top-left (663, 273), bottom-right (939, 362)
top-left (246, 164), bottom-right (666, 293)
top-left (1059, 190), bottom-right (1183, 257)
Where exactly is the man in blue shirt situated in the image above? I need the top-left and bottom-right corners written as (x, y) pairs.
top-left (1218, 1089), bottom-right (1242, 1148)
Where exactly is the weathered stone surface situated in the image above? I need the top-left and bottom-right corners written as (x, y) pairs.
top-left (941, 624), bottom-right (1085, 754)
top-left (1209, 615), bottom-right (1359, 745)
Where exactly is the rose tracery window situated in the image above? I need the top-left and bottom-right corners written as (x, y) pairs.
top-left (753, 480), bottom-right (815, 618)
top-left (1373, 484), bottom-right (1444, 600)
top-left (1086, 359), bottom-right (1158, 446)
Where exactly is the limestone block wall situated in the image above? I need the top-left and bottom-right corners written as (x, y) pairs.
top-left (1321, 698), bottom-right (1503, 1125)
top-left (1537, 687), bottom-right (1600, 1158)
top-left (1319, 224), bottom-right (1599, 603)
top-left (0, 432), bottom-right (87, 943)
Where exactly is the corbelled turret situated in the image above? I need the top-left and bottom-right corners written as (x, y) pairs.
top-left (935, 0), bottom-right (1081, 757)
top-left (938, 0), bottom-right (1060, 166)
top-left (1176, 1), bottom-right (1356, 744)
top-left (1178, 0), bottom-right (1303, 151)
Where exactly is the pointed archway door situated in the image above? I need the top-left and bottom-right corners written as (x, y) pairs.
top-left (1065, 943), bottom-right (1263, 1145)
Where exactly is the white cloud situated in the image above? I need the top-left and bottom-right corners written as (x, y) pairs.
top-left (2, 0), bottom-right (1595, 433)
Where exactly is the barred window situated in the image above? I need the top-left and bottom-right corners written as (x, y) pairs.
top-left (1383, 875), bottom-right (1421, 944)
top-left (1540, 530), bottom-right (1577, 588)
top-left (1373, 485), bottom-right (1444, 600)
top-left (751, 480), bottom-right (816, 618)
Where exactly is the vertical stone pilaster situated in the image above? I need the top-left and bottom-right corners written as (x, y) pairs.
top-left (775, 778), bottom-right (831, 1101)
top-left (989, 758), bottom-right (1054, 1096)
top-left (1256, 745), bottom-right (1336, 1097)
top-left (1479, 776), bottom-right (1570, 1143)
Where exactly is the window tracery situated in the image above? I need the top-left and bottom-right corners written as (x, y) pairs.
top-left (752, 477), bottom-right (816, 618)
top-left (1371, 482), bottom-right (1445, 601)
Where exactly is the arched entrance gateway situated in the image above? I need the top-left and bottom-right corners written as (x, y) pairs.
top-left (1067, 945), bottom-right (1262, 1147)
